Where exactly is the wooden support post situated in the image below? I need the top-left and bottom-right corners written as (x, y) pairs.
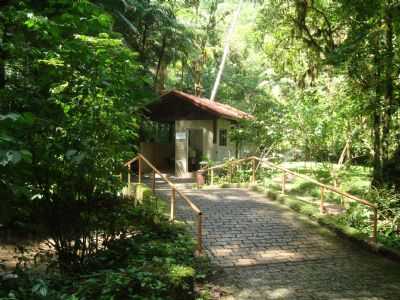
top-left (281, 171), bottom-right (286, 194)
top-left (340, 196), bottom-right (345, 208)
top-left (211, 169), bottom-right (214, 186)
top-left (138, 157), bottom-right (142, 184)
top-left (320, 186), bottom-right (325, 214)
top-left (170, 188), bottom-right (176, 221)
top-left (151, 170), bottom-right (156, 192)
top-left (229, 164), bottom-right (232, 183)
top-left (372, 208), bottom-right (378, 243)
top-left (252, 158), bottom-right (256, 184)
top-left (334, 177), bottom-right (345, 207)
top-left (197, 212), bottom-right (203, 255)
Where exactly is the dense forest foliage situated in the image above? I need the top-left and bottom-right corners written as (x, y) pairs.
top-left (0, 0), bottom-right (399, 298)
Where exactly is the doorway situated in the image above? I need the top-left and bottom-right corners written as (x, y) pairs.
top-left (188, 129), bottom-right (203, 172)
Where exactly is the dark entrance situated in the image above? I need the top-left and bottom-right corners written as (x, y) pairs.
top-left (188, 129), bottom-right (203, 172)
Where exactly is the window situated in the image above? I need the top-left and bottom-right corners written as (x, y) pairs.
top-left (219, 129), bottom-right (227, 146)
top-left (212, 120), bottom-right (217, 144)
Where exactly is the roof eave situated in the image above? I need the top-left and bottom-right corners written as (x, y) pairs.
top-left (159, 90), bottom-right (255, 121)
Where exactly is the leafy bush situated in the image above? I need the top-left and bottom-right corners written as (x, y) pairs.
top-left (209, 161), bottom-right (255, 185)
top-left (0, 269), bottom-right (70, 300)
top-left (0, 0), bottom-right (152, 274)
top-left (232, 163), bottom-right (253, 183)
top-left (339, 202), bottom-right (371, 234)
top-left (339, 188), bottom-right (400, 248)
top-left (369, 189), bottom-right (400, 247)
top-left (0, 202), bottom-right (201, 300)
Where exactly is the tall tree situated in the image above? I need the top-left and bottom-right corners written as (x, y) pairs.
top-left (0, 0), bottom-right (151, 268)
top-left (258, 0), bottom-right (400, 187)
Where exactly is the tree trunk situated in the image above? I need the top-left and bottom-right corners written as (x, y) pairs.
top-left (156, 61), bottom-right (167, 93)
top-left (0, 19), bottom-right (6, 89)
top-left (154, 35), bottom-right (167, 93)
top-left (180, 59), bottom-right (185, 90)
top-left (371, 42), bottom-right (383, 187)
top-left (0, 53), bottom-right (5, 89)
top-left (381, 7), bottom-right (394, 178)
top-left (372, 108), bottom-right (382, 186)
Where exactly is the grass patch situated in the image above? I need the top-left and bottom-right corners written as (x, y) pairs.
top-left (258, 162), bottom-right (371, 207)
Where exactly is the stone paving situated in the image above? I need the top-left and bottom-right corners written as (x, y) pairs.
top-left (154, 182), bottom-right (400, 299)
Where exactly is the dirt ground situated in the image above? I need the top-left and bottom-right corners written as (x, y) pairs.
top-left (0, 238), bottom-right (52, 272)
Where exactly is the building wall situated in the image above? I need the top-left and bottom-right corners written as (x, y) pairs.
top-left (174, 118), bottom-right (236, 177)
top-left (140, 142), bottom-right (174, 173)
top-left (175, 120), bottom-right (212, 177)
top-left (215, 118), bottom-right (236, 162)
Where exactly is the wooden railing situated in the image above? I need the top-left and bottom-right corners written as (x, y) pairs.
top-left (200, 156), bottom-right (378, 243)
top-left (124, 154), bottom-right (203, 254)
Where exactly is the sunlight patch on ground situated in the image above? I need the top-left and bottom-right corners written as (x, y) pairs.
top-left (224, 195), bottom-right (245, 201)
top-left (268, 288), bottom-right (292, 299)
top-left (211, 248), bottom-right (233, 257)
top-left (253, 249), bottom-right (306, 263)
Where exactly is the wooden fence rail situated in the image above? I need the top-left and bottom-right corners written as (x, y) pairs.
top-left (200, 156), bottom-right (378, 243)
top-left (124, 154), bottom-right (203, 254)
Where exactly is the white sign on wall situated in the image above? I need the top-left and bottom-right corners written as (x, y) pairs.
top-left (175, 131), bottom-right (186, 140)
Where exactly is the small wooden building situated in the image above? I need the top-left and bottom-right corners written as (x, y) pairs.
top-left (141, 90), bottom-right (253, 177)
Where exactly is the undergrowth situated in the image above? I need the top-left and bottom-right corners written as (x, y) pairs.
top-left (0, 189), bottom-right (211, 300)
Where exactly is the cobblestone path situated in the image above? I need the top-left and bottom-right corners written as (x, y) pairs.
top-left (154, 184), bottom-right (400, 299)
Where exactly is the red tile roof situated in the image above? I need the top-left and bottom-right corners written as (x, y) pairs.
top-left (161, 90), bottom-right (254, 121)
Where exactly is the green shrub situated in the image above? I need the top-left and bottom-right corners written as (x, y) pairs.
top-left (36, 193), bottom-right (139, 273)
top-left (369, 189), bottom-right (400, 247)
top-left (339, 202), bottom-right (371, 233)
top-left (339, 188), bottom-right (400, 248)
top-left (0, 200), bottom-right (201, 300)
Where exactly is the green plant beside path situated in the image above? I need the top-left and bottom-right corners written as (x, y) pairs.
top-left (0, 186), bottom-right (210, 299)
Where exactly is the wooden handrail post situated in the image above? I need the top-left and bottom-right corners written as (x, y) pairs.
top-left (229, 163), bottom-right (232, 183)
top-left (252, 158), bottom-right (256, 184)
top-left (281, 171), bottom-right (286, 194)
top-left (138, 157), bottom-right (142, 184)
top-left (126, 154), bottom-right (204, 256)
top-left (151, 169), bottom-right (156, 192)
top-left (170, 188), bottom-right (176, 221)
top-left (320, 186), bottom-right (326, 214)
top-left (197, 212), bottom-right (203, 255)
top-left (372, 208), bottom-right (378, 243)
top-left (211, 169), bottom-right (214, 186)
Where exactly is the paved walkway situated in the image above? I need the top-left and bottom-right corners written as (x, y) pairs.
top-left (154, 181), bottom-right (400, 299)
